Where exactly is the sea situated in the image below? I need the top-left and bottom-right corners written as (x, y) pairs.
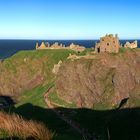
top-left (0, 40), bottom-right (139, 59)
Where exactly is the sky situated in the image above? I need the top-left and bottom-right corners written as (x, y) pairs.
top-left (0, 0), bottom-right (139, 39)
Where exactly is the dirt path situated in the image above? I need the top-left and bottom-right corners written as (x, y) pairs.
top-left (44, 88), bottom-right (98, 140)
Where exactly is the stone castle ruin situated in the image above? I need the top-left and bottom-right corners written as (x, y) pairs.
top-left (124, 40), bottom-right (138, 49)
top-left (95, 34), bottom-right (120, 53)
top-left (36, 42), bottom-right (66, 50)
top-left (94, 34), bottom-right (138, 53)
top-left (36, 42), bottom-right (85, 53)
top-left (36, 34), bottom-right (138, 54)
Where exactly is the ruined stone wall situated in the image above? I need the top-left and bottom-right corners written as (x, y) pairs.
top-left (95, 34), bottom-right (120, 53)
top-left (36, 42), bottom-right (48, 50)
top-left (69, 43), bottom-right (85, 52)
top-left (36, 42), bottom-right (85, 52)
top-left (124, 41), bottom-right (138, 49)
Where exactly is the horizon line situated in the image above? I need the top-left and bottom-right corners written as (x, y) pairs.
top-left (0, 38), bottom-right (139, 40)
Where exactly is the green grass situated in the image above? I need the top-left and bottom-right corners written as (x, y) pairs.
top-left (1, 48), bottom-right (140, 140)
top-left (0, 49), bottom-right (86, 140)
top-left (16, 82), bottom-right (54, 108)
top-left (16, 48), bottom-right (140, 140)
top-left (8, 49), bottom-right (84, 140)
top-left (3, 49), bottom-right (76, 73)
top-left (48, 92), bottom-right (76, 108)
top-left (119, 47), bottom-right (139, 53)
top-left (2, 48), bottom-right (94, 79)
top-left (0, 131), bottom-right (9, 139)
top-left (11, 83), bottom-right (82, 140)
top-left (77, 48), bottom-right (93, 56)
top-left (93, 102), bottom-right (113, 110)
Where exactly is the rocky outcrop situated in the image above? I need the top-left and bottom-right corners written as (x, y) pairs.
top-left (56, 50), bottom-right (140, 109)
top-left (0, 57), bottom-right (45, 98)
top-left (52, 60), bottom-right (63, 75)
top-left (67, 53), bottom-right (96, 60)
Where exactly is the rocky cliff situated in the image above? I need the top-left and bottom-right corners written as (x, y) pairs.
top-left (56, 49), bottom-right (140, 109)
top-left (0, 49), bottom-right (74, 99)
top-left (0, 55), bottom-right (44, 98)
top-left (0, 49), bottom-right (140, 109)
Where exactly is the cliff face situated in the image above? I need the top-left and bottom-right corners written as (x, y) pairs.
top-left (0, 49), bottom-right (74, 99)
top-left (0, 49), bottom-right (140, 109)
top-left (56, 50), bottom-right (140, 109)
top-left (0, 57), bottom-right (44, 98)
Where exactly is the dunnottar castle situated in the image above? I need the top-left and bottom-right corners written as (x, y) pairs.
top-left (36, 42), bottom-right (85, 53)
top-left (95, 34), bottom-right (137, 53)
top-left (36, 34), bottom-right (138, 53)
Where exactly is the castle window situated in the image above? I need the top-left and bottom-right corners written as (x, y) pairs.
top-left (97, 47), bottom-right (100, 53)
top-left (107, 43), bottom-right (109, 46)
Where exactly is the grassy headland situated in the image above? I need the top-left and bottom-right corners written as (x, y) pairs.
top-left (0, 48), bottom-right (140, 140)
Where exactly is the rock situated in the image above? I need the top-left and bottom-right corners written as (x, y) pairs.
top-left (69, 43), bottom-right (85, 52)
top-left (67, 54), bottom-right (78, 60)
top-left (24, 58), bottom-right (27, 62)
top-left (0, 56), bottom-right (45, 97)
top-left (0, 59), bottom-right (4, 63)
top-left (56, 50), bottom-right (140, 109)
top-left (52, 60), bottom-right (63, 75)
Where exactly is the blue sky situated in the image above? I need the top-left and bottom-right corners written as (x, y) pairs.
top-left (0, 0), bottom-right (139, 39)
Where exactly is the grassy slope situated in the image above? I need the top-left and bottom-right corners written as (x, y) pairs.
top-left (4, 49), bottom-right (84, 140)
top-left (1, 48), bottom-right (139, 140)
top-left (14, 86), bottom-right (82, 140)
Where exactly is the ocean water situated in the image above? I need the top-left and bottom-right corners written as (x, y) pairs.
top-left (0, 40), bottom-right (139, 59)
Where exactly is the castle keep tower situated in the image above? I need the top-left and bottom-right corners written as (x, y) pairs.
top-left (95, 34), bottom-right (120, 53)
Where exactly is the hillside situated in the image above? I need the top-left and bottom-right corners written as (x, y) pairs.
top-left (0, 48), bottom-right (140, 140)
top-left (0, 48), bottom-right (140, 109)
top-left (56, 48), bottom-right (140, 109)
top-left (0, 49), bottom-right (76, 98)
top-left (0, 49), bottom-right (83, 140)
